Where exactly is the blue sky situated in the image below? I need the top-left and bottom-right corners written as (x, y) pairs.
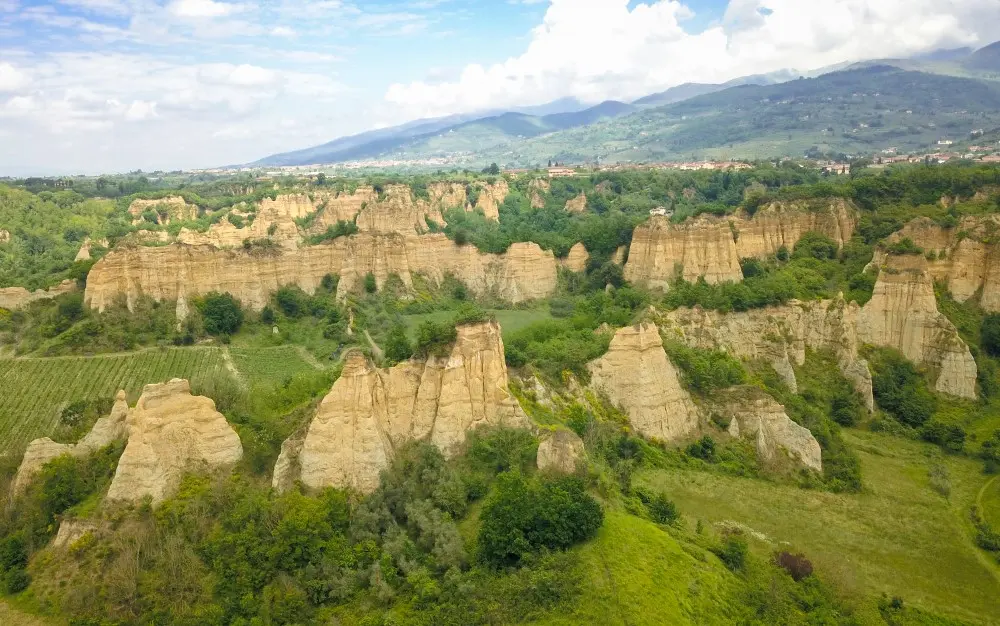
top-left (1, 0), bottom-right (998, 175)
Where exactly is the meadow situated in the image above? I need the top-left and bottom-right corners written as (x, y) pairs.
top-left (639, 430), bottom-right (1000, 624)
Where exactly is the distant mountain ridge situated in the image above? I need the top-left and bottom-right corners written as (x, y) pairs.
top-left (251, 43), bottom-right (1000, 168)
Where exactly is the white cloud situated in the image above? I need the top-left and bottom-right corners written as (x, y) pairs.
top-left (124, 99), bottom-right (157, 121)
top-left (270, 25), bottom-right (295, 36)
top-left (167, 0), bottom-right (243, 19)
top-left (0, 62), bottom-right (27, 92)
top-left (385, 0), bottom-right (1000, 119)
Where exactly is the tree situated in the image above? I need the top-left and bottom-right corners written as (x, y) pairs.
top-left (364, 273), bottom-right (377, 294)
top-left (983, 315), bottom-right (1000, 357)
top-left (384, 324), bottom-right (413, 363)
top-left (200, 292), bottom-right (244, 336)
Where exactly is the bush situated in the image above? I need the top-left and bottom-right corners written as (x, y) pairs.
top-left (383, 324), bottom-right (413, 363)
top-left (686, 436), bottom-right (717, 461)
top-left (415, 321), bottom-right (457, 357)
top-left (364, 273), bottom-right (377, 294)
top-left (637, 490), bottom-right (679, 525)
top-left (261, 306), bottom-right (275, 325)
top-left (920, 421), bottom-right (966, 453)
top-left (478, 473), bottom-right (603, 568)
top-left (2, 568), bottom-right (30, 594)
top-left (886, 237), bottom-right (924, 256)
top-left (870, 349), bottom-right (936, 428)
top-left (774, 552), bottom-right (814, 581)
top-left (793, 232), bottom-right (838, 261)
top-left (275, 286), bottom-right (310, 319)
top-left (713, 534), bottom-right (749, 572)
top-left (199, 292), bottom-right (244, 336)
top-left (664, 342), bottom-right (746, 394)
top-left (983, 314), bottom-right (1000, 357)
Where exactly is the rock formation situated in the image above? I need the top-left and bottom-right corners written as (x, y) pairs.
top-left (74, 237), bottom-right (108, 262)
top-left (587, 323), bottom-right (700, 442)
top-left (128, 196), bottom-right (198, 225)
top-left (560, 242), bottom-right (589, 273)
top-left (657, 297), bottom-right (875, 411)
top-left (859, 255), bottom-right (978, 399)
top-left (279, 321), bottom-right (528, 493)
top-left (12, 391), bottom-right (130, 493)
top-left (875, 216), bottom-right (1000, 312)
top-left (625, 199), bottom-right (858, 288)
top-left (474, 179), bottom-right (509, 220)
top-left (537, 429), bottom-right (586, 474)
top-left (106, 379), bottom-right (243, 504)
top-left (716, 387), bottom-right (823, 472)
top-left (0, 280), bottom-right (76, 311)
top-left (565, 193), bottom-right (587, 214)
top-left (0, 229), bottom-right (9, 243)
top-left (85, 234), bottom-right (558, 316)
top-left (529, 179), bottom-right (550, 209)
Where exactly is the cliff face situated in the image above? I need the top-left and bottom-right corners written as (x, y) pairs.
top-left (877, 216), bottom-right (1000, 312)
top-left (565, 193), bottom-right (587, 214)
top-left (859, 255), bottom-right (978, 399)
top-left (107, 379), bottom-right (243, 504)
top-left (587, 323), bottom-right (700, 442)
top-left (128, 196), bottom-right (198, 224)
top-left (280, 321), bottom-right (528, 493)
top-left (475, 179), bottom-right (509, 220)
top-left (657, 297), bottom-right (875, 411)
top-left (0, 280), bottom-right (76, 311)
top-left (719, 387), bottom-right (823, 472)
top-left (85, 234), bottom-right (557, 315)
top-left (560, 242), bottom-right (590, 273)
top-left (624, 200), bottom-right (857, 288)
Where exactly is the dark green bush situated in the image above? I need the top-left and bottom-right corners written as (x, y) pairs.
top-left (664, 342), bottom-right (746, 394)
top-left (919, 421), bottom-right (966, 453)
top-left (383, 324), bottom-right (413, 363)
top-left (198, 292), bottom-right (244, 336)
top-left (982, 314), bottom-right (1000, 357)
top-left (713, 534), bottom-right (749, 572)
top-left (870, 349), bottom-right (937, 428)
top-left (364, 272), bottom-right (377, 294)
top-left (478, 473), bottom-right (603, 568)
top-left (415, 320), bottom-right (458, 357)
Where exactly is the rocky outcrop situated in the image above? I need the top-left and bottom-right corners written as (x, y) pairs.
top-left (716, 387), bottom-right (822, 472)
top-left (560, 242), bottom-right (590, 273)
top-left (529, 179), bottom-right (550, 209)
top-left (354, 185), bottom-right (447, 234)
top-left (859, 255), bottom-right (978, 399)
top-left (74, 238), bottom-right (108, 262)
top-left (612, 245), bottom-right (627, 266)
top-left (85, 234), bottom-right (558, 316)
top-left (474, 179), bottom-right (509, 220)
top-left (588, 323), bottom-right (700, 442)
top-left (106, 379), bottom-right (242, 504)
top-left (625, 200), bottom-right (858, 288)
top-left (565, 193), bottom-right (587, 214)
top-left (0, 229), bottom-right (9, 243)
top-left (283, 321), bottom-right (528, 493)
top-left (128, 196), bottom-right (198, 225)
top-left (537, 429), bottom-right (585, 474)
top-left (876, 216), bottom-right (1000, 312)
top-left (656, 297), bottom-right (875, 411)
top-left (0, 280), bottom-right (76, 311)
top-left (12, 391), bottom-right (130, 493)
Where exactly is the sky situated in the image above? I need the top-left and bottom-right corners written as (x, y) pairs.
top-left (1, 0), bottom-right (999, 176)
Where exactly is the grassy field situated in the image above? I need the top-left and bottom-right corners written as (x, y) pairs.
top-left (403, 308), bottom-right (554, 342)
top-left (0, 346), bottom-right (325, 455)
top-left (638, 430), bottom-right (1000, 624)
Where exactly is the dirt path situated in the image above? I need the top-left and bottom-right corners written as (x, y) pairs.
top-left (970, 474), bottom-right (1000, 587)
top-left (295, 346), bottom-right (325, 370)
top-left (221, 348), bottom-right (248, 389)
top-left (364, 330), bottom-right (384, 361)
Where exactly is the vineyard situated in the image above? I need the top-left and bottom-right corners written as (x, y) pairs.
top-left (0, 346), bottom-right (324, 455)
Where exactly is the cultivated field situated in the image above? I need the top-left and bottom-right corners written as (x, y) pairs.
top-left (0, 346), bottom-right (323, 455)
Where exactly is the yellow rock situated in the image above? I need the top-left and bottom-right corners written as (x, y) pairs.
top-left (0, 280), bottom-right (76, 311)
top-left (560, 242), bottom-right (589, 273)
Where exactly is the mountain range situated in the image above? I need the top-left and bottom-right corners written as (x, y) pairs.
top-left (251, 42), bottom-right (1000, 168)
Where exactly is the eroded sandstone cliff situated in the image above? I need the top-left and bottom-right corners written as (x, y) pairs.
top-left (624, 200), bottom-right (858, 288)
top-left (876, 216), bottom-right (1000, 312)
top-left (128, 196), bottom-right (198, 225)
top-left (859, 255), bottom-right (978, 399)
top-left (85, 234), bottom-right (557, 315)
top-left (560, 242), bottom-right (590, 273)
top-left (717, 387), bottom-right (823, 472)
top-left (107, 379), bottom-right (243, 504)
top-left (656, 297), bottom-right (875, 411)
top-left (537, 429), bottom-right (586, 474)
top-left (587, 323), bottom-right (700, 442)
top-left (278, 321), bottom-right (528, 493)
top-left (0, 280), bottom-right (76, 311)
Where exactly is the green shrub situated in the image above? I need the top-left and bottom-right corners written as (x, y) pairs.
top-left (793, 232), bottom-right (838, 260)
top-left (713, 534), bottom-right (749, 572)
top-left (982, 314), bottom-right (1000, 357)
top-left (415, 321), bottom-right (458, 357)
top-left (364, 273), bottom-right (377, 294)
top-left (198, 292), bottom-right (244, 336)
top-left (664, 342), bottom-right (746, 394)
top-left (919, 421), bottom-right (966, 453)
top-left (870, 349), bottom-right (936, 428)
top-left (275, 285), bottom-right (310, 319)
top-left (478, 472), bottom-right (603, 568)
top-left (383, 324), bottom-right (413, 363)
top-left (686, 435), bottom-right (717, 461)
top-left (886, 237), bottom-right (924, 256)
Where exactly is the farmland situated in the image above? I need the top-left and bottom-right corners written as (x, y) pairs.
top-left (0, 346), bottom-right (325, 455)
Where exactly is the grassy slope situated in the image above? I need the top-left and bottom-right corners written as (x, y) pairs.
top-left (639, 430), bottom-right (1000, 624)
top-left (532, 512), bottom-right (740, 625)
top-left (0, 346), bottom-right (320, 455)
